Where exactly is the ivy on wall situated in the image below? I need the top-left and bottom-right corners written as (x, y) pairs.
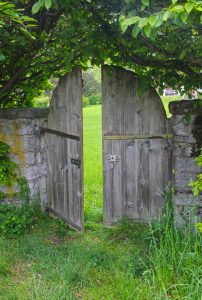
top-left (0, 141), bottom-right (18, 200)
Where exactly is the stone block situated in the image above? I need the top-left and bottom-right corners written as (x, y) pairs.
top-left (29, 176), bottom-right (47, 195)
top-left (0, 108), bottom-right (49, 119)
top-left (169, 100), bottom-right (202, 115)
top-left (0, 120), bottom-right (13, 136)
top-left (173, 145), bottom-right (182, 157)
top-left (173, 192), bottom-right (202, 206)
top-left (172, 120), bottom-right (193, 137)
top-left (174, 157), bottom-right (201, 173)
top-left (20, 164), bottom-right (46, 181)
top-left (170, 115), bottom-right (181, 126)
top-left (174, 172), bottom-right (197, 192)
top-left (173, 142), bottom-right (193, 158)
top-left (9, 152), bottom-right (35, 166)
top-left (23, 136), bottom-right (40, 152)
top-left (35, 153), bottom-right (41, 164)
top-left (14, 120), bottom-right (34, 135)
top-left (40, 136), bottom-right (47, 148)
top-left (174, 135), bottom-right (196, 144)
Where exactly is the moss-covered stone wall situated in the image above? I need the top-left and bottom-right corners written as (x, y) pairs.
top-left (0, 108), bottom-right (49, 205)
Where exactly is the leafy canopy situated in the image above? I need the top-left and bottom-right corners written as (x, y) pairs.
top-left (0, 0), bottom-right (202, 107)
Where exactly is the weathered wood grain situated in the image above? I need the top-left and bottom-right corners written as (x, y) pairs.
top-left (102, 66), bottom-right (172, 225)
top-left (45, 67), bottom-right (84, 232)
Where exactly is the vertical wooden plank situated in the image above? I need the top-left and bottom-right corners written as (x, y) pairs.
top-left (45, 67), bottom-right (83, 232)
top-left (102, 65), bottom-right (172, 224)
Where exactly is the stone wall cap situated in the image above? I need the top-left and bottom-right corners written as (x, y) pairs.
top-left (0, 107), bottom-right (49, 119)
top-left (169, 100), bottom-right (202, 115)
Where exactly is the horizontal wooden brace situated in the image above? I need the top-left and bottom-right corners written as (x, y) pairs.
top-left (104, 134), bottom-right (173, 140)
top-left (41, 128), bottom-right (80, 141)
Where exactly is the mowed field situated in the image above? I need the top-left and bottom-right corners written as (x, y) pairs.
top-left (83, 105), bottom-right (103, 221)
top-left (83, 96), bottom-right (180, 218)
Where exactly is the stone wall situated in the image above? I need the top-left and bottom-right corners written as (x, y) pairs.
top-left (1, 102), bottom-right (202, 220)
top-left (0, 108), bottom-right (49, 206)
top-left (169, 100), bottom-right (202, 220)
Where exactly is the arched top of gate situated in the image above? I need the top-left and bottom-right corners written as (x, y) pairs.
top-left (102, 65), bottom-right (172, 135)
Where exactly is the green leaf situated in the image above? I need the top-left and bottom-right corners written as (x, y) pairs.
top-left (163, 10), bottom-right (171, 21)
top-left (172, 0), bottom-right (178, 3)
top-left (21, 16), bottom-right (36, 21)
top-left (158, 88), bottom-right (163, 96)
top-left (185, 113), bottom-right (191, 122)
top-left (173, 5), bottom-right (184, 11)
top-left (32, 2), bottom-right (40, 14)
top-left (121, 17), bottom-right (140, 27)
top-left (140, 4), bottom-right (145, 11)
top-left (86, 0), bottom-right (91, 2)
top-left (139, 17), bottom-right (148, 27)
top-left (148, 16), bottom-right (157, 27)
top-left (173, 15), bottom-right (183, 25)
top-left (27, 24), bottom-right (37, 27)
top-left (144, 25), bottom-right (151, 36)
top-left (154, 18), bottom-right (163, 27)
top-left (180, 11), bottom-right (188, 22)
top-left (99, 48), bottom-right (105, 60)
top-left (88, 37), bottom-right (93, 44)
top-left (185, 3), bottom-right (194, 14)
top-left (121, 24), bottom-right (128, 32)
top-left (150, 29), bottom-right (156, 40)
top-left (66, 62), bottom-right (72, 72)
top-left (179, 50), bottom-right (186, 59)
top-left (141, 0), bottom-right (149, 6)
top-left (132, 24), bottom-right (140, 37)
top-left (200, 14), bottom-right (202, 23)
top-left (40, 30), bottom-right (46, 39)
top-left (137, 88), bottom-right (143, 97)
top-left (173, 11), bottom-right (179, 20)
top-left (128, 9), bottom-right (136, 17)
top-left (4, 31), bottom-right (10, 37)
top-left (45, 0), bottom-right (51, 9)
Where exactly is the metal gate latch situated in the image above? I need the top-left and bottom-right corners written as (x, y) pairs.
top-left (105, 155), bottom-right (120, 162)
top-left (71, 158), bottom-right (81, 167)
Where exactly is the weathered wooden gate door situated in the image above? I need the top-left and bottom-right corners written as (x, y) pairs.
top-left (102, 66), bottom-right (172, 225)
top-left (45, 67), bottom-right (84, 232)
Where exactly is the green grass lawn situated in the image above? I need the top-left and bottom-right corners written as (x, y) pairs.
top-left (161, 95), bottom-right (181, 118)
top-left (83, 105), bottom-right (103, 222)
top-left (1, 97), bottom-right (201, 299)
top-left (34, 96), bottom-right (50, 107)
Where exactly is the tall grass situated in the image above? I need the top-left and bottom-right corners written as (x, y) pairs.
top-left (145, 186), bottom-right (202, 299)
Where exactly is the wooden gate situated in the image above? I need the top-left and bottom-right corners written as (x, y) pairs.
top-left (44, 67), bottom-right (84, 232)
top-left (102, 66), bottom-right (173, 225)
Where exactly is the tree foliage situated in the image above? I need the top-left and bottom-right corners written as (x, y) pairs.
top-left (119, 0), bottom-right (202, 97)
top-left (1, 0), bottom-right (202, 108)
top-left (83, 69), bottom-right (101, 98)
